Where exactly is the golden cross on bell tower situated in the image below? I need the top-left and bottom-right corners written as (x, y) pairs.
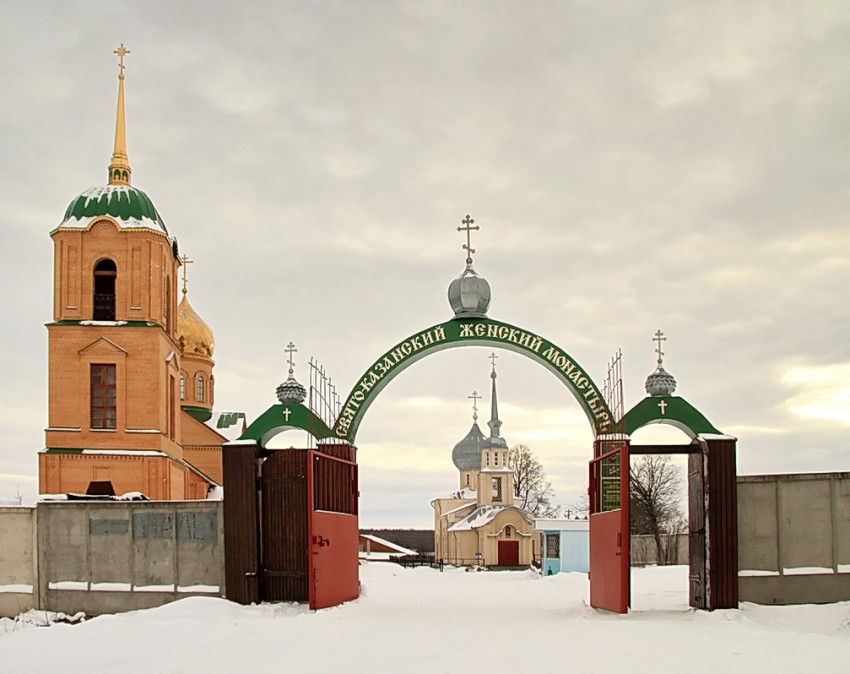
top-left (179, 255), bottom-right (194, 295)
top-left (285, 341), bottom-right (298, 376)
top-left (108, 42), bottom-right (132, 186)
top-left (114, 42), bottom-right (131, 79)
top-left (457, 214), bottom-right (480, 267)
top-left (468, 390), bottom-right (481, 422)
top-left (653, 329), bottom-right (667, 366)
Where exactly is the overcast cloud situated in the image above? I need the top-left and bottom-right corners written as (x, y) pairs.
top-left (1, 1), bottom-right (848, 525)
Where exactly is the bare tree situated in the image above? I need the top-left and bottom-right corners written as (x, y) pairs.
top-left (629, 455), bottom-right (683, 563)
top-left (509, 444), bottom-right (560, 517)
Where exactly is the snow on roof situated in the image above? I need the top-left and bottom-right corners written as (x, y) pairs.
top-left (448, 505), bottom-right (507, 532)
top-left (534, 518), bottom-right (589, 532)
top-left (697, 433), bottom-right (738, 441)
top-left (360, 534), bottom-right (416, 556)
top-left (440, 502), bottom-right (476, 518)
top-left (206, 412), bottom-right (247, 441)
top-left (450, 488), bottom-right (476, 499)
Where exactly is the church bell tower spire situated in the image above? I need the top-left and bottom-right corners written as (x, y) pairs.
top-left (108, 43), bottom-right (132, 186)
top-left (487, 352), bottom-right (503, 440)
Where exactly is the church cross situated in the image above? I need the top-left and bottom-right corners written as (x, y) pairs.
top-left (489, 352), bottom-right (498, 369)
top-left (468, 390), bottom-right (481, 421)
top-left (179, 255), bottom-right (193, 295)
top-left (114, 43), bottom-right (131, 78)
top-left (653, 329), bottom-right (667, 365)
top-left (285, 341), bottom-right (298, 376)
top-left (457, 214), bottom-right (479, 266)
top-left (658, 400), bottom-right (668, 415)
top-left (282, 407), bottom-right (292, 422)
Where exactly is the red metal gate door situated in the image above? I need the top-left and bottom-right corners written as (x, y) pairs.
top-left (589, 441), bottom-right (630, 613)
top-left (307, 449), bottom-right (360, 610)
top-left (498, 541), bottom-right (519, 566)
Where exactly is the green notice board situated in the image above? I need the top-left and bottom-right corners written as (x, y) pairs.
top-left (601, 453), bottom-right (622, 512)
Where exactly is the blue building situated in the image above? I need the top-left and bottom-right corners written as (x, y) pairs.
top-left (535, 519), bottom-right (589, 575)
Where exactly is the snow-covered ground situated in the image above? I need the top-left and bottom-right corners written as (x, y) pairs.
top-left (1, 564), bottom-right (847, 673)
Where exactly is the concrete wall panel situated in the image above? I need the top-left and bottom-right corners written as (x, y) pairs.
top-left (38, 500), bottom-right (223, 615)
top-left (737, 481), bottom-right (778, 572)
top-left (0, 507), bottom-right (36, 617)
top-left (738, 472), bottom-right (850, 605)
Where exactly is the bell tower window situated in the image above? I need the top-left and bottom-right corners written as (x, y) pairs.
top-left (91, 364), bottom-right (117, 429)
top-left (93, 259), bottom-right (117, 321)
top-left (179, 373), bottom-right (185, 401)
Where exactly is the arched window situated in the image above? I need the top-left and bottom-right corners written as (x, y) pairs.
top-left (93, 259), bottom-right (117, 321)
top-left (197, 374), bottom-right (205, 403)
top-left (179, 373), bottom-right (185, 401)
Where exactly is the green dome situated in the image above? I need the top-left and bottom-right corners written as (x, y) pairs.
top-left (59, 185), bottom-right (168, 234)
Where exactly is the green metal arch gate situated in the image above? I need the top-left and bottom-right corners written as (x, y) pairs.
top-left (332, 317), bottom-right (614, 441)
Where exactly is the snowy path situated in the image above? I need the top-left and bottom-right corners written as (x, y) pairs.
top-left (1, 564), bottom-right (847, 673)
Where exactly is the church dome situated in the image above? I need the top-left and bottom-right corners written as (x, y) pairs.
top-left (177, 294), bottom-right (214, 358)
top-left (448, 267), bottom-right (491, 318)
top-left (645, 366), bottom-right (677, 397)
top-left (276, 375), bottom-right (307, 405)
top-left (58, 185), bottom-right (168, 235)
top-left (452, 422), bottom-right (486, 471)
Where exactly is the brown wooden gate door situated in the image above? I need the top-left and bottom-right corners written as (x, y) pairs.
top-left (223, 443), bottom-right (260, 605)
top-left (261, 450), bottom-right (309, 602)
top-left (308, 448), bottom-right (359, 610)
top-left (588, 442), bottom-right (630, 614)
top-left (498, 541), bottom-right (519, 566)
top-left (688, 451), bottom-right (707, 609)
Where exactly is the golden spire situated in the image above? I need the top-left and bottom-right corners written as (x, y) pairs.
top-left (108, 43), bottom-right (132, 186)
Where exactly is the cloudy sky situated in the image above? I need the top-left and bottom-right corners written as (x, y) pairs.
top-left (1, 1), bottom-right (848, 526)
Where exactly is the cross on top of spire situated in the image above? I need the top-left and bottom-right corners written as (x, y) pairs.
top-left (457, 214), bottom-right (480, 267)
top-left (285, 341), bottom-right (298, 376)
top-left (114, 43), bottom-right (130, 79)
top-left (468, 390), bottom-right (481, 422)
top-left (653, 329), bottom-right (667, 366)
top-left (179, 255), bottom-right (193, 295)
top-left (489, 351), bottom-right (498, 374)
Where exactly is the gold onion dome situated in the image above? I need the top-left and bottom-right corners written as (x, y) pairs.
top-left (177, 294), bottom-right (215, 358)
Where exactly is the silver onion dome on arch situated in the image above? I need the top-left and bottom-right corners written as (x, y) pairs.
top-left (276, 341), bottom-right (307, 404)
top-left (645, 329), bottom-right (677, 396)
top-left (645, 366), bottom-right (677, 397)
top-left (276, 375), bottom-right (306, 404)
top-left (448, 214), bottom-right (491, 318)
top-left (448, 267), bottom-right (492, 318)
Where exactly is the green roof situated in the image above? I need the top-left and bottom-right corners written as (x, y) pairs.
top-left (59, 185), bottom-right (168, 234)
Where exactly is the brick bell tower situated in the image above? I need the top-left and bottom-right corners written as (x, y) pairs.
top-left (39, 44), bottom-right (216, 499)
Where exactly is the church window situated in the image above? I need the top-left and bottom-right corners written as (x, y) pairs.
top-left (168, 375), bottom-right (177, 440)
top-left (91, 364), bottom-right (117, 429)
top-left (486, 452), bottom-right (490, 466)
top-left (505, 525), bottom-right (512, 538)
top-left (546, 533), bottom-right (560, 558)
top-left (465, 474), bottom-right (470, 487)
top-left (93, 259), bottom-right (117, 321)
top-left (197, 374), bottom-right (205, 403)
top-left (494, 452), bottom-right (499, 466)
top-left (179, 373), bottom-right (185, 400)
top-left (492, 477), bottom-right (503, 502)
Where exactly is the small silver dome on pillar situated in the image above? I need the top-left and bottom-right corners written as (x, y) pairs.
top-left (276, 341), bottom-right (307, 404)
top-left (448, 214), bottom-right (492, 318)
top-left (645, 329), bottom-right (677, 397)
top-left (452, 390), bottom-right (486, 471)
